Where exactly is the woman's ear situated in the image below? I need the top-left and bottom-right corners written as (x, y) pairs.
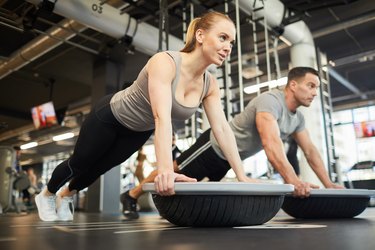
top-left (195, 29), bottom-right (204, 44)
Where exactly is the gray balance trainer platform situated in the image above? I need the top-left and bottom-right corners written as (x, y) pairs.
top-left (282, 188), bottom-right (375, 219)
top-left (142, 182), bottom-right (294, 227)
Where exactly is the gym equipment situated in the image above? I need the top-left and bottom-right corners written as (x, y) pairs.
top-left (0, 147), bottom-right (16, 213)
top-left (282, 188), bottom-right (375, 219)
top-left (143, 182), bottom-right (294, 227)
top-left (13, 171), bottom-right (31, 192)
top-left (344, 161), bottom-right (375, 190)
top-left (0, 146), bottom-right (32, 214)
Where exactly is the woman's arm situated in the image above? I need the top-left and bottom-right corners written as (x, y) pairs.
top-left (148, 53), bottom-right (196, 195)
top-left (203, 76), bottom-right (254, 182)
top-left (147, 53), bottom-right (176, 195)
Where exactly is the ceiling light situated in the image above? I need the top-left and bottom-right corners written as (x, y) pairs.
top-left (52, 132), bottom-right (75, 141)
top-left (244, 77), bottom-right (287, 94)
top-left (20, 142), bottom-right (38, 150)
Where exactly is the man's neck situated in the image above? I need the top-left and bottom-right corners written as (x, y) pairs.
top-left (284, 88), bottom-right (298, 113)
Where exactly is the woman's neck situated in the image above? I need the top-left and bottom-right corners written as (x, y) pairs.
top-left (181, 50), bottom-right (210, 78)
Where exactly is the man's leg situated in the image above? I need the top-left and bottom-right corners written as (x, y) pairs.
top-left (121, 130), bottom-right (213, 219)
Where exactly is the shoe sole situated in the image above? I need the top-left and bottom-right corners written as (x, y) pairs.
top-left (57, 216), bottom-right (73, 222)
top-left (123, 212), bottom-right (139, 219)
top-left (35, 194), bottom-right (58, 222)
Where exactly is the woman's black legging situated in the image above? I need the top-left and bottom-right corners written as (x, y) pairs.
top-left (47, 94), bottom-right (153, 193)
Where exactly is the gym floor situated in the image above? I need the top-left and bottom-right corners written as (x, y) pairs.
top-left (1, 208), bottom-right (374, 250)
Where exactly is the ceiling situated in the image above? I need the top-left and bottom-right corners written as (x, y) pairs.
top-left (0, 0), bottom-right (374, 165)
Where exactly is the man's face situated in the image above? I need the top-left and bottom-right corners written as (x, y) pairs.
top-left (292, 73), bottom-right (320, 107)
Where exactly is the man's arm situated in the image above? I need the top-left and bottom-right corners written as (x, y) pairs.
top-left (293, 130), bottom-right (344, 189)
top-left (256, 112), bottom-right (319, 197)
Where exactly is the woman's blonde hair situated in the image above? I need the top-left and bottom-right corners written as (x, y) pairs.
top-left (180, 11), bottom-right (234, 53)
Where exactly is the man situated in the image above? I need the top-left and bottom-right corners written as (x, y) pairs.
top-left (121, 66), bottom-right (343, 219)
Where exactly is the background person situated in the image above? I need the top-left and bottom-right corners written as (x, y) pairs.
top-left (121, 133), bottom-right (182, 219)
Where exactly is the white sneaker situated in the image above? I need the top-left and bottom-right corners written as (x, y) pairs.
top-left (35, 192), bottom-right (58, 222)
top-left (56, 196), bottom-right (74, 221)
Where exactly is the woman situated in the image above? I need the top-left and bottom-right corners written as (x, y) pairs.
top-left (35, 11), bottom-right (252, 222)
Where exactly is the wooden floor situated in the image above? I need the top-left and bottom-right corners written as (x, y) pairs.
top-left (1, 208), bottom-right (374, 250)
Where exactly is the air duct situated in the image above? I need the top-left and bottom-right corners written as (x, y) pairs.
top-left (238, 0), bottom-right (316, 68)
top-left (26, 0), bottom-right (184, 55)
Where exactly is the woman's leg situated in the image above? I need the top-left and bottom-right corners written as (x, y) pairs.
top-left (47, 95), bottom-right (120, 194)
top-left (67, 129), bottom-right (153, 192)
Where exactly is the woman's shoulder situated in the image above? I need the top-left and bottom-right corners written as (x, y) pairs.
top-left (146, 51), bottom-right (177, 78)
top-left (151, 50), bottom-right (179, 59)
top-left (148, 51), bottom-right (177, 66)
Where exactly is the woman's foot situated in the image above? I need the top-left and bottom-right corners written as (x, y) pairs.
top-left (35, 189), bottom-right (58, 221)
top-left (56, 196), bottom-right (74, 221)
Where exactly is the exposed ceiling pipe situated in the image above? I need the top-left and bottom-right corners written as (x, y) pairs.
top-left (333, 49), bottom-right (375, 67)
top-left (313, 10), bottom-right (375, 39)
top-left (328, 67), bottom-right (367, 99)
top-left (241, 10), bottom-right (375, 64)
top-left (238, 0), bottom-right (367, 98)
top-left (332, 89), bottom-right (375, 103)
top-left (26, 0), bottom-right (184, 55)
top-left (0, 19), bottom-right (87, 79)
top-left (238, 0), bottom-right (316, 68)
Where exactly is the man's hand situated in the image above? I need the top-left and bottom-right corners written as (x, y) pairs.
top-left (154, 171), bottom-right (197, 196)
top-left (292, 181), bottom-right (320, 198)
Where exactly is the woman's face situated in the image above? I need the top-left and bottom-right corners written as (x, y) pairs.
top-left (199, 18), bottom-right (236, 66)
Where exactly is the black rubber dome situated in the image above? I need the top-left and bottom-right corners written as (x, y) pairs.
top-left (152, 194), bottom-right (284, 227)
top-left (282, 189), bottom-right (375, 219)
top-left (143, 182), bottom-right (294, 227)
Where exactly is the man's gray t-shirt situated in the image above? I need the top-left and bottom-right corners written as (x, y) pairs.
top-left (210, 89), bottom-right (305, 160)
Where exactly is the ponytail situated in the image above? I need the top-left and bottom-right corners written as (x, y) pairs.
top-left (180, 18), bottom-right (201, 53)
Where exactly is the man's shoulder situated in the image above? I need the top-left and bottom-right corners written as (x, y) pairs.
top-left (295, 109), bottom-right (305, 118)
top-left (255, 89), bottom-right (283, 105)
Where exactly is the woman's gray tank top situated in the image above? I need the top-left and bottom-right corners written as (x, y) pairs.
top-left (110, 51), bottom-right (211, 131)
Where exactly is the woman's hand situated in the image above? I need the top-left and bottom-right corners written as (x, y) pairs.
top-left (325, 182), bottom-right (345, 189)
top-left (154, 171), bottom-right (197, 196)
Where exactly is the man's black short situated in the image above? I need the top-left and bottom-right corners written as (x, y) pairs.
top-left (176, 129), bottom-right (231, 181)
